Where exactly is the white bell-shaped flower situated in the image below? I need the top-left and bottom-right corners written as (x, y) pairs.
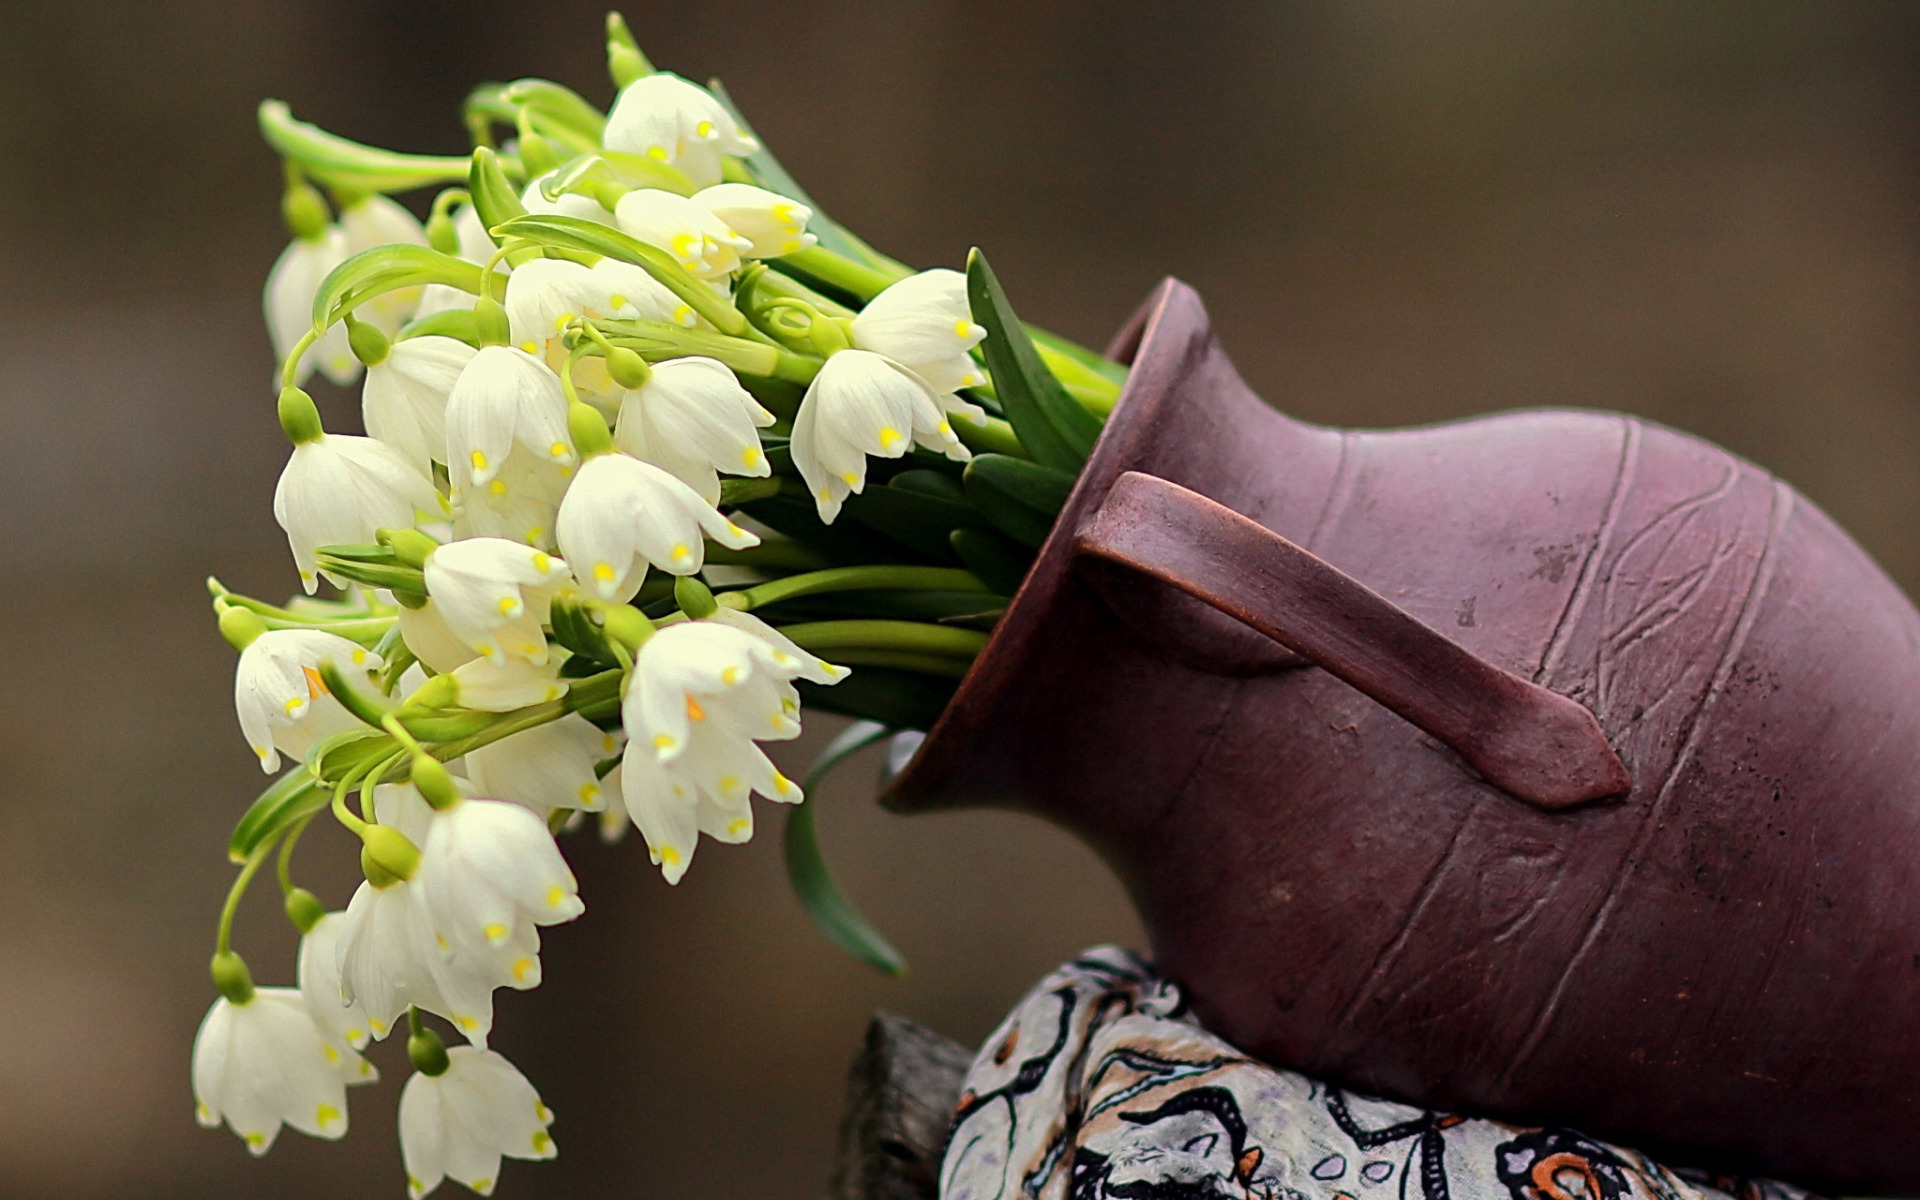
top-left (554, 453), bottom-right (759, 604)
top-left (274, 433), bottom-right (442, 592)
top-left (334, 786), bottom-right (525, 1046)
top-left (503, 257), bottom-right (686, 359)
top-left (851, 268), bottom-right (989, 394)
top-left (399, 601), bottom-right (477, 674)
top-left (692, 183), bottom-right (814, 258)
top-left (603, 71), bottom-right (758, 189)
top-left (618, 620), bottom-right (846, 882)
top-left (265, 228), bottom-right (356, 387)
top-left (339, 194), bottom-right (430, 337)
top-left (521, 171), bottom-right (616, 226)
top-left (297, 911), bottom-right (382, 1062)
top-left (788, 349), bottom-right (976, 523)
top-left (612, 356), bottom-right (775, 504)
top-left (399, 1047), bottom-right (556, 1199)
top-left (614, 188), bottom-right (751, 282)
top-left (444, 346), bottom-right (575, 488)
top-left (422, 537), bottom-right (569, 665)
top-left (235, 629), bottom-right (383, 772)
top-left (192, 987), bottom-right (363, 1154)
top-left (364, 335), bottom-right (477, 474)
top-left (417, 796), bottom-right (585, 976)
top-left (706, 605), bottom-right (852, 686)
top-left (447, 656), bottom-right (571, 712)
top-left (465, 714), bottom-right (616, 813)
top-left (451, 445), bottom-right (570, 549)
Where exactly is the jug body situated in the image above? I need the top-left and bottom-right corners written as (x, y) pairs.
top-left (886, 280), bottom-right (1920, 1192)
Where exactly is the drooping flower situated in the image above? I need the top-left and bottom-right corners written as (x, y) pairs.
top-left (398, 601), bottom-right (479, 674)
top-left (274, 432), bottom-right (442, 592)
top-left (334, 786), bottom-right (526, 1046)
top-left (788, 350), bottom-right (978, 523)
top-left (503, 257), bottom-right (686, 360)
top-left (339, 194), bottom-right (430, 337)
top-left (297, 911), bottom-right (381, 1060)
top-left (451, 446), bottom-right (570, 549)
top-left (554, 453), bottom-right (759, 604)
top-left (446, 655), bottom-right (570, 712)
top-left (850, 268), bottom-right (988, 394)
top-left (464, 714), bottom-right (616, 814)
top-left (603, 71), bottom-right (758, 189)
top-left (619, 620), bottom-right (845, 882)
top-left (192, 987), bottom-right (366, 1155)
top-left (520, 171), bottom-right (616, 226)
top-left (265, 227), bottom-right (356, 387)
top-left (613, 189), bottom-right (751, 282)
top-left (443, 345), bottom-right (575, 489)
top-left (398, 1047), bottom-right (556, 1198)
top-left (421, 537), bottom-right (570, 665)
top-left (234, 629), bottom-right (384, 772)
top-left (612, 355), bottom-right (775, 503)
top-left (364, 335), bottom-right (478, 474)
top-left (416, 796), bottom-right (585, 977)
top-left (691, 183), bottom-right (814, 258)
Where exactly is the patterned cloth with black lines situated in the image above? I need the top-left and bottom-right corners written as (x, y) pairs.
top-left (939, 948), bottom-right (1818, 1200)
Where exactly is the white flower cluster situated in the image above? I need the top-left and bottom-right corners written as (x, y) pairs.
top-left (190, 62), bottom-right (1004, 1198)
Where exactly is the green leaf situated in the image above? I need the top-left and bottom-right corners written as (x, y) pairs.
top-left (259, 101), bottom-right (481, 193)
top-left (950, 527), bottom-right (1035, 596)
top-left (783, 721), bottom-right (907, 975)
top-left (962, 453), bottom-right (1075, 516)
top-left (886, 468), bottom-right (968, 503)
top-left (962, 458), bottom-right (1057, 548)
top-left (798, 669), bottom-right (956, 730)
top-left (491, 214), bottom-right (747, 335)
top-left (311, 244), bottom-right (491, 329)
top-left (840, 481), bottom-right (990, 563)
top-left (468, 147), bottom-right (526, 240)
top-left (228, 769), bottom-right (328, 862)
top-left (738, 494), bottom-right (911, 566)
top-left (313, 546), bottom-right (427, 596)
top-left (500, 79), bottom-right (606, 151)
top-left (966, 249), bottom-right (1104, 472)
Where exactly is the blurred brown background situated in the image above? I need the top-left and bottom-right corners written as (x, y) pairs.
top-left (3, 1), bottom-right (1919, 1196)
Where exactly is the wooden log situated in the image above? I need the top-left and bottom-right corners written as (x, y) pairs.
top-left (830, 1013), bottom-right (972, 1200)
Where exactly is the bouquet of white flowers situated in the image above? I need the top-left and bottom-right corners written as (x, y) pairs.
top-left (191, 13), bottom-right (1125, 1196)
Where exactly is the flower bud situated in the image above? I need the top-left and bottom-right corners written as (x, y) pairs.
top-left (674, 576), bottom-right (718, 619)
top-left (568, 400), bottom-right (614, 458)
top-left (401, 672), bottom-right (459, 711)
top-left (606, 12), bottom-right (651, 88)
top-left (474, 294), bottom-right (511, 347)
top-left (411, 755), bottom-right (461, 811)
top-left (379, 527), bottom-right (441, 569)
top-left (210, 950), bottom-right (256, 1005)
top-left (359, 824), bottom-right (422, 887)
top-left (601, 604), bottom-right (655, 653)
top-left (426, 207), bottom-right (461, 255)
top-left (809, 315), bottom-right (853, 357)
top-left (284, 887), bottom-right (326, 934)
top-left (407, 1021), bottom-right (451, 1077)
top-left (277, 386), bottom-right (325, 445)
top-left (345, 312), bottom-right (391, 367)
top-left (282, 179), bottom-right (331, 241)
top-left (518, 131), bottom-right (562, 179)
top-left (604, 346), bottom-right (652, 390)
top-left (218, 604), bottom-right (268, 651)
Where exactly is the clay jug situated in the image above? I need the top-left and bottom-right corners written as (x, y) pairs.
top-left (884, 279), bottom-right (1920, 1193)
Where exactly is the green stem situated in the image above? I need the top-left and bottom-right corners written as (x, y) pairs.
top-left (216, 838), bottom-right (279, 957)
top-left (723, 566), bottom-right (986, 612)
top-left (776, 620), bottom-right (990, 659)
top-left (275, 811), bottom-right (319, 895)
top-left (817, 649), bottom-right (975, 678)
top-left (778, 246), bottom-right (902, 303)
top-left (957, 415), bottom-right (1027, 458)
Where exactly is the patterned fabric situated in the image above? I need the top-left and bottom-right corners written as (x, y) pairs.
top-left (940, 949), bottom-right (1820, 1200)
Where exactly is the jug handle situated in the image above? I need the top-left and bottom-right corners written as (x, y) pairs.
top-left (1073, 471), bottom-right (1631, 811)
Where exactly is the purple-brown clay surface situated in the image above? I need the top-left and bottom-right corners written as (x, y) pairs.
top-left (883, 279), bottom-right (1920, 1192)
